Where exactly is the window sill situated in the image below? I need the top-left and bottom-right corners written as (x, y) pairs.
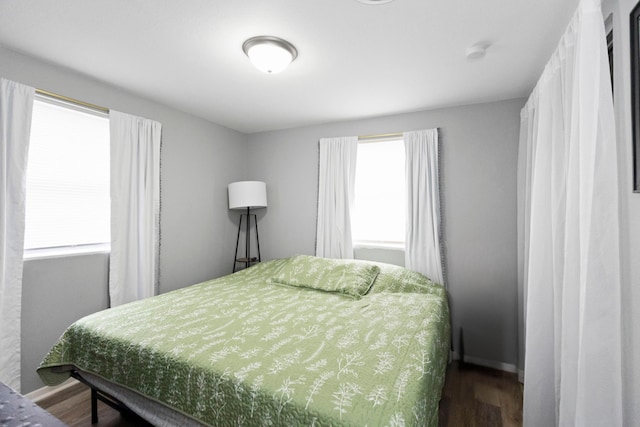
top-left (354, 242), bottom-right (405, 251)
top-left (23, 243), bottom-right (110, 261)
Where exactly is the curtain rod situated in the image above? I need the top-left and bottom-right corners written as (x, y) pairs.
top-left (35, 88), bottom-right (109, 114)
top-left (358, 132), bottom-right (403, 141)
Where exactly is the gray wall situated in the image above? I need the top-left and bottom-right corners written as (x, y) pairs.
top-left (0, 45), bottom-right (248, 392)
top-left (354, 247), bottom-right (404, 266)
top-left (21, 253), bottom-right (110, 392)
top-left (246, 99), bottom-right (524, 368)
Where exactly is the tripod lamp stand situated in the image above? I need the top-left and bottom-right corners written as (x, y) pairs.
top-left (228, 181), bottom-right (267, 272)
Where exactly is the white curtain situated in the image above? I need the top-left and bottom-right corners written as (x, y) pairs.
top-left (0, 78), bottom-right (34, 391)
top-left (403, 129), bottom-right (444, 285)
top-left (519, 0), bottom-right (622, 425)
top-left (517, 102), bottom-right (534, 383)
top-left (315, 136), bottom-right (357, 259)
top-left (109, 110), bottom-right (161, 307)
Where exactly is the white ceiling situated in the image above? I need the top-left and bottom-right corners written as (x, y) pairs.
top-left (0, 0), bottom-right (580, 134)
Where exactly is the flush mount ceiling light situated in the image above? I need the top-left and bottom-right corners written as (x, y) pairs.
top-left (242, 36), bottom-right (298, 74)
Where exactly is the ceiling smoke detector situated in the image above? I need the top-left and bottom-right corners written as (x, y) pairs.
top-left (466, 43), bottom-right (490, 60)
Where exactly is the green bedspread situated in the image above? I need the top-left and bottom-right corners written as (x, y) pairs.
top-left (38, 256), bottom-right (450, 426)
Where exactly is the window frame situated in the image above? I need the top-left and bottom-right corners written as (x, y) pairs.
top-left (352, 136), bottom-right (406, 249)
top-left (23, 94), bottom-right (111, 259)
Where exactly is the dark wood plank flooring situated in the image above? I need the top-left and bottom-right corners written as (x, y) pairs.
top-left (38, 387), bottom-right (139, 427)
top-left (38, 361), bottom-right (522, 426)
top-left (439, 362), bottom-right (523, 427)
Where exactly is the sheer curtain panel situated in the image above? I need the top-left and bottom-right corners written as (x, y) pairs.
top-left (403, 129), bottom-right (444, 285)
top-left (519, 0), bottom-right (622, 425)
top-left (0, 78), bottom-right (34, 391)
top-left (315, 136), bottom-right (357, 259)
top-left (109, 110), bottom-right (161, 307)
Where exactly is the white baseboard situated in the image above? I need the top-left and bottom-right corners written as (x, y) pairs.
top-left (25, 378), bottom-right (79, 404)
top-left (451, 351), bottom-right (518, 374)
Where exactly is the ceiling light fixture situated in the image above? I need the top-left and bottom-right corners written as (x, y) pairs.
top-left (242, 36), bottom-right (298, 74)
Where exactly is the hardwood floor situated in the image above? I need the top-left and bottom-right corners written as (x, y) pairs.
top-left (37, 362), bottom-right (523, 426)
top-left (37, 386), bottom-right (140, 427)
top-left (439, 362), bottom-right (523, 427)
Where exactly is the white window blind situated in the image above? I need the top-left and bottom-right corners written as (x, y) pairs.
top-left (352, 139), bottom-right (406, 246)
top-left (24, 97), bottom-right (110, 251)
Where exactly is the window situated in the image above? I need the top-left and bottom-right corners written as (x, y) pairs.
top-left (352, 138), bottom-right (405, 247)
top-left (24, 96), bottom-right (110, 254)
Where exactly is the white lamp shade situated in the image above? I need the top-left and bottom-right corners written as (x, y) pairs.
top-left (228, 181), bottom-right (267, 210)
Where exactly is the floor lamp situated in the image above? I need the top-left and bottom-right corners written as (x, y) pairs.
top-left (228, 181), bottom-right (267, 272)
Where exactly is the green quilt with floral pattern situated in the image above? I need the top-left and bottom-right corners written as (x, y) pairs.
top-left (38, 257), bottom-right (450, 427)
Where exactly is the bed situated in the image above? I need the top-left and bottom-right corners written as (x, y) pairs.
top-left (38, 255), bottom-right (450, 426)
